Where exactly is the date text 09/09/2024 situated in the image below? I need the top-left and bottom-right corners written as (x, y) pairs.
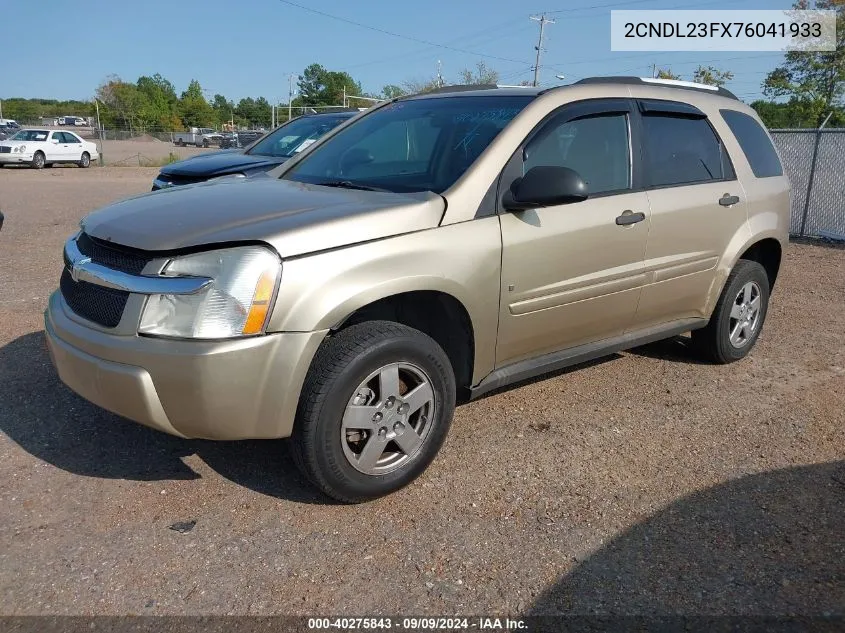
top-left (307, 617), bottom-right (527, 630)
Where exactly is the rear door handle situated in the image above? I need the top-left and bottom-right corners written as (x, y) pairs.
top-left (719, 194), bottom-right (740, 207)
top-left (616, 211), bottom-right (646, 226)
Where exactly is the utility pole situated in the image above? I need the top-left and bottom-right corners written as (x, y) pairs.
top-left (93, 99), bottom-right (104, 166)
top-left (437, 60), bottom-right (444, 88)
top-left (530, 14), bottom-right (554, 87)
top-left (288, 74), bottom-right (294, 122)
top-left (652, 63), bottom-right (657, 78)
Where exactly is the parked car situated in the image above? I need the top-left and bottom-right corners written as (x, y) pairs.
top-left (152, 111), bottom-right (356, 190)
top-left (58, 116), bottom-right (87, 126)
top-left (0, 128), bottom-right (98, 168)
top-left (46, 78), bottom-right (789, 502)
top-left (172, 127), bottom-right (223, 148)
top-left (0, 121), bottom-right (20, 140)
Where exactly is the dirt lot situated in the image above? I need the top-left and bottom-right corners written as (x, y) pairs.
top-left (97, 140), bottom-right (211, 165)
top-left (0, 168), bottom-right (842, 617)
top-left (1, 139), bottom-right (213, 167)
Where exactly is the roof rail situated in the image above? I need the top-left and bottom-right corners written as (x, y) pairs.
top-left (424, 84), bottom-right (499, 94)
top-left (573, 76), bottom-right (739, 100)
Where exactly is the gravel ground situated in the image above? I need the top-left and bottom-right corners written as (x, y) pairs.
top-left (0, 168), bottom-right (842, 617)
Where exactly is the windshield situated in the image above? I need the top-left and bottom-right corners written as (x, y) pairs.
top-left (10, 130), bottom-right (49, 142)
top-left (283, 95), bottom-right (533, 194)
top-left (248, 115), bottom-right (352, 158)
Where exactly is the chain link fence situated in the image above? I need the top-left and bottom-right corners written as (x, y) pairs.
top-left (770, 129), bottom-right (845, 240)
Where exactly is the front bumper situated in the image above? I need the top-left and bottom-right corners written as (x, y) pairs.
top-left (44, 291), bottom-right (327, 440)
top-left (0, 153), bottom-right (33, 164)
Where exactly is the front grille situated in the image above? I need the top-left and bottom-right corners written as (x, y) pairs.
top-left (76, 232), bottom-right (153, 275)
top-left (60, 233), bottom-right (155, 327)
top-left (0, 146), bottom-right (11, 153)
top-left (60, 268), bottom-right (129, 328)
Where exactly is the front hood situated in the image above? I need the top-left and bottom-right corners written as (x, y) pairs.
top-left (161, 151), bottom-right (284, 177)
top-left (0, 140), bottom-right (25, 147)
top-left (81, 177), bottom-right (445, 257)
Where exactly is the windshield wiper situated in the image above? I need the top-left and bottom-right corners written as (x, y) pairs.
top-left (316, 180), bottom-right (389, 192)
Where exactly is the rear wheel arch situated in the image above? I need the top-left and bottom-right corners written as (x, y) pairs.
top-left (737, 238), bottom-right (782, 290)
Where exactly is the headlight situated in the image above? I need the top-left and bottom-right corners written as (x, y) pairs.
top-left (16, 145), bottom-right (25, 153)
top-left (139, 246), bottom-right (280, 339)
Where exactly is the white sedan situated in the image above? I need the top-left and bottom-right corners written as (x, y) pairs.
top-left (0, 129), bottom-right (99, 169)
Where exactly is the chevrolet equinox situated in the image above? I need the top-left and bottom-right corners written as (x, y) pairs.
top-left (46, 78), bottom-right (790, 502)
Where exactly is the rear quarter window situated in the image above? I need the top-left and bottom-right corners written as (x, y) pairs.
top-left (720, 109), bottom-right (783, 178)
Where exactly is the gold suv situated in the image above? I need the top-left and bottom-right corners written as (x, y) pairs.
top-left (45, 78), bottom-right (790, 502)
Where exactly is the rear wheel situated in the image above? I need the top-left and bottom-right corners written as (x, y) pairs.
top-left (691, 260), bottom-right (770, 364)
top-left (291, 321), bottom-right (456, 503)
top-left (31, 151), bottom-right (45, 169)
top-left (78, 152), bottom-right (90, 168)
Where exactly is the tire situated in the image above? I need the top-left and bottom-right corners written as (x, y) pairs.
top-left (291, 320), bottom-right (456, 503)
top-left (691, 260), bottom-right (770, 364)
top-left (78, 152), bottom-right (90, 168)
top-left (31, 151), bottom-right (45, 169)
top-left (202, 139), bottom-right (209, 148)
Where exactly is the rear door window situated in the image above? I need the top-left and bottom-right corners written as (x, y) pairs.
top-left (642, 114), bottom-right (731, 187)
top-left (720, 109), bottom-right (783, 178)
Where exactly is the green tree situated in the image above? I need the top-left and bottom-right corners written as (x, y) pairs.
top-left (762, 0), bottom-right (845, 125)
top-left (693, 65), bottom-right (735, 87)
top-left (0, 98), bottom-right (41, 122)
top-left (235, 97), bottom-right (257, 126)
top-left (656, 68), bottom-right (682, 80)
top-left (459, 61), bottom-right (499, 85)
top-left (96, 75), bottom-right (147, 131)
top-left (136, 74), bottom-right (179, 130)
top-left (402, 77), bottom-right (442, 94)
top-left (297, 63), bottom-right (362, 106)
top-left (178, 79), bottom-right (215, 128)
top-left (253, 97), bottom-right (272, 127)
top-left (211, 93), bottom-right (235, 125)
top-left (752, 98), bottom-right (845, 127)
top-left (381, 84), bottom-right (406, 99)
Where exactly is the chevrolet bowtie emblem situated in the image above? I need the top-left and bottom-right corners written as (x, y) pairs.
top-left (70, 257), bottom-right (91, 283)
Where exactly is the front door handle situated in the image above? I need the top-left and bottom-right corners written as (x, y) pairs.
top-left (616, 211), bottom-right (646, 226)
top-left (719, 194), bottom-right (740, 207)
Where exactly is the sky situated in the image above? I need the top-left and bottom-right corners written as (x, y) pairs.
top-left (4, 0), bottom-right (795, 104)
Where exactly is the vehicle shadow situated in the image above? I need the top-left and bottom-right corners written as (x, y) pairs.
top-left (468, 355), bottom-right (621, 403)
top-left (0, 331), bottom-right (329, 504)
top-left (627, 335), bottom-right (711, 366)
top-left (529, 461), bottom-right (845, 620)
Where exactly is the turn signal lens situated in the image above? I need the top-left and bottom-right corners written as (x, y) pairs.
top-left (242, 268), bottom-right (278, 335)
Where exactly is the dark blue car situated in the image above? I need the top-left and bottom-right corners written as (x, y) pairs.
top-left (151, 111), bottom-right (357, 191)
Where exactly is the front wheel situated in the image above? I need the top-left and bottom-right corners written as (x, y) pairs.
top-left (291, 321), bottom-right (456, 503)
top-left (691, 260), bottom-right (770, 364)
top-left (78, 152), bottom-right (90, 168)
top-left (31, 151), bottom-right (45, 169)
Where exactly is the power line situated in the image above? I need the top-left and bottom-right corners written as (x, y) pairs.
top-left (539, 0), bottom-right (753, 16)
top-left (338, 22), bottom-right (534, 72)
top-left (276, 0), bottom-right (528, 65)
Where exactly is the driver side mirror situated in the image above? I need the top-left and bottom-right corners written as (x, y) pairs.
top-left (503, 165), bottom-right (588, 211)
